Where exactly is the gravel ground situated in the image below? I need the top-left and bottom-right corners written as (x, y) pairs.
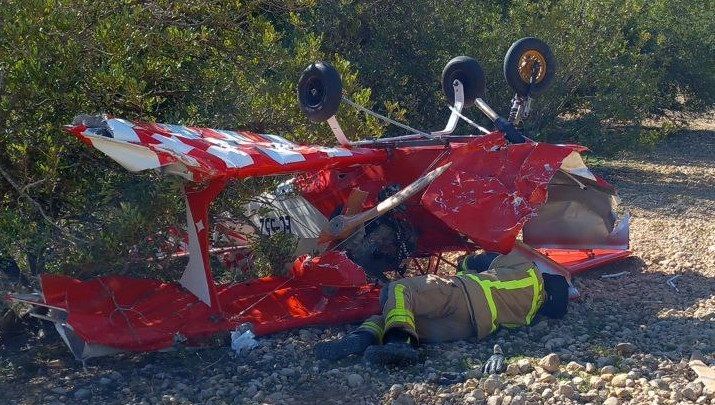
top-left (1, 126), bottom-right (713, 405)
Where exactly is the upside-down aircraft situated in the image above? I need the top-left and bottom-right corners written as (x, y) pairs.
top-left (8, 38), bottom-right (630, 360)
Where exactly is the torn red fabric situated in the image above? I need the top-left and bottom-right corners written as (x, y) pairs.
top-left (291, 251), bottom-right (368, 287)
top-left (41, 254), bottom-right (381, 351)
top-left (422, 136), bottom-right (574, 253)
top-left (37, 247), bottom-right (625, 351)
top-left (538, 248), bottom-right (632, 275)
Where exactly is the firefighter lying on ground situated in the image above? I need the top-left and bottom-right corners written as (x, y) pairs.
top-left (315, 250), bottom-right (570, 369)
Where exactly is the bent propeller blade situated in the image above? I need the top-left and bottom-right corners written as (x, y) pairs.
top-left (321, 162), bottom-right (452, 242)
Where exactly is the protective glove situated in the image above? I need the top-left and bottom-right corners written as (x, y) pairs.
top-left (483, 344), bottom-right (506, 374)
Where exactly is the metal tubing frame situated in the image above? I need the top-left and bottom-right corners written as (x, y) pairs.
top-left (325, 79), bottom-right (513, 149)
top-left (328, 80), bottom-right (500, 147)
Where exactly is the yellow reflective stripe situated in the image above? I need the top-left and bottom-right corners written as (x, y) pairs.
top-left (466, 274), bottom-right (498, 332)
top-left (465, 267), bottom-right (540, 332)
top-left (359, 321), bottom-right (384, 339)
top-left (385, 284), bottom-right (416, 330)
top-left (525, 268), bottom-right (542, 325)
top-left (386, 309), bottom-right (414, 321)
top-left (385, 315), bottom-right (415, 330)
top-left (385, 309), bottom-right (415, 330)
top-left (394, 284), bottom-right (406, 309)
top-left (362, 321), bottom-right (383, 333)
top-left (469, 268), bottom-right (539, 290)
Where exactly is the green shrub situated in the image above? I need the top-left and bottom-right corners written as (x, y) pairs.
top-left (307, 0), bottom-right (713, 146)
top-left (0, 0), bottom-right (381, 280)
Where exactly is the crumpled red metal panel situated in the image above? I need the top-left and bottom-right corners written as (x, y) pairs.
top-left (297, 145), bottom-right (476, 254)
top-left (39, 254), bottom-right (380, 352)
top-left (422, 135), bottom-right (574, 253)
top-left (291, 251), bottom-right (368, 287)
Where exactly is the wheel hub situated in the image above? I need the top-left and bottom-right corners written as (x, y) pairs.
top-left (304, 77), bottom-right (325, 108)
top-left (518, 50), bottom-right (547, 83)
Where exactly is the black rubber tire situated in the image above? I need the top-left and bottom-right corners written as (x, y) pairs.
top-left (503, 37), bottom-right (556, 97)
top-left (297, 62), bottom-right (343, 122)
top-left (441, 56), bottom-right (486, 108)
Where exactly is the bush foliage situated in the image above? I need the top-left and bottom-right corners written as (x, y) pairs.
top-left (0, 0), bottom-right (712, 278)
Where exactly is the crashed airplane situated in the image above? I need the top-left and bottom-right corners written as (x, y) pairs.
top-left (8, 38), bottom-right (630, 360)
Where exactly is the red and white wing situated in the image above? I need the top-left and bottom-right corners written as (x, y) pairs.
top-left (66, 118), bottom-right (386, 182)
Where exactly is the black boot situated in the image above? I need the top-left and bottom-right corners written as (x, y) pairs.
top-left (363, 342), bottom-right (418, 365)
top-left (314, 331), bottom-right (377, 361)
top-left (363, 330), bottom-right (418, 365)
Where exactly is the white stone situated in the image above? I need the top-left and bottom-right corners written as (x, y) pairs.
top-left (539, 353), bottom-right (561, 373)
top-left (600, 365), bottom-right (617, 375)
top-left (557, 384), bottom-right (576, 399)
top-left (517, 358), bottom-right (533, 373)
top-left (590, 376), bottom-right (606, 389)
top-left (487, 395), bottom-right (501, 405)
top-left (506, 363), bottom-right (521, 376)
top-left (484, 376), bottom-right (503, 395)
top-left (611, 373), bottom-right (628, 388)
top-left (603, 396), bottom-right (620, 405)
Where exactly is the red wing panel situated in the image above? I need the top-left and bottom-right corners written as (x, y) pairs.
top-left (66, 118), bottom-right (387, 182)
top-left (422, 137), bottom-right (574, 253)
top-left (540, 248), bottom-right (632, 275)
top-left (37, 247), bottom-right (629, 352)
top-left (40, 255), bottom-right (381, 351)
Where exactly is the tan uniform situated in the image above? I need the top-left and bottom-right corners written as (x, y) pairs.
top-left (358, 251), bottom-right (545, 343)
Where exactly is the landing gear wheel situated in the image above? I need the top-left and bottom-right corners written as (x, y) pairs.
top-left (297, 62), bottom-right (343, 122)
top-left (503, 37), bottom-right (556, 97)
top-left (441, 56), bottom-right (486, 108)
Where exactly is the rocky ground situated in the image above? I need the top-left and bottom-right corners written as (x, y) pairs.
top-left (1, 125), bottom-right (714, 405)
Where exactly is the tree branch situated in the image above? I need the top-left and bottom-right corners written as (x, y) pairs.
top-left (0, 163), bottom-right (87, 245)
